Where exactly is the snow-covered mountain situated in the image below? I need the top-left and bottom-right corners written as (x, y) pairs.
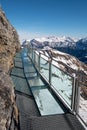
top-left (22, 36), bottom-right (87, 64)
top-left (30, 36), bottom-right (75, 48)
top-left (35, 36), bottom-right (74, 43)
top-left (29, 36), bottom-right (87, 64)
top-left (29, 36), bottom-right (87, 49)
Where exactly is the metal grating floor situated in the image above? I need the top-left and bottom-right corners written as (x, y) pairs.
top-left (16, 94), bottom-right (40, 130)
top-left (28, 114), bottom-right (85, 130)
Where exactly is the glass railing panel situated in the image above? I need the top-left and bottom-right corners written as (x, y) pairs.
top-left (51, 64), bottom-right (73, 107)
top-left (40, 56), bottom-right (49, 81)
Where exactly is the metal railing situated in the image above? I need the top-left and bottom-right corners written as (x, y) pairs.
top-left (28, 45), bottom-right (87, 128)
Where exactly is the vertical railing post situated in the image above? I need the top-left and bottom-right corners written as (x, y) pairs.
top-left (34, 51), bottom-right (35, 65)
top-left (71, 74), bottom-right (76, 113)
top-left (28, 43), bottom-right (30, 55)
top-left (49, 58), bottom-right (52, 85)
top-left (32, 46), bottom-right (33, 60)
top-left (74, 78), bottom-right (80, 114)
top-left (71, 73), bottom-right (80, 115)
top-left (38, 52), bottom-right (41, 72)
top-left (32, 48), bottom-right (34, 62)
top-left (29, 47), bottom-right (31, 58)
top-left (28, 46), bottom-right (29, 56)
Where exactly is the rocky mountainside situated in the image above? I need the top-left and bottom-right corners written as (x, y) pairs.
top-left (40, 48), bottom-right (87, 78)
top-left (76, 37), bottom-right (87, 50)
top-left (75, 38), bottom-right (87, 63)
top-left (0, 8), bottom-right (20, 130)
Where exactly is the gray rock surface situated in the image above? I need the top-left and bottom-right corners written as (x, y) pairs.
top-left (0, 7), bottom-right (20, 130)
top-left (0, 7), bottom-right (20, 72)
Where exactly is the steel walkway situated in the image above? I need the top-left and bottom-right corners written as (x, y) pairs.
top-left (10, 49), bottom-right (85, 130)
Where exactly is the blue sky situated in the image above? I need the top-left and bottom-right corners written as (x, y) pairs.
top-left (0, 0), bottom-right (87, 41)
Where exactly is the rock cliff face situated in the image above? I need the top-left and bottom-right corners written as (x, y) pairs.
top-left (0, 8), bottom-right (20, 130)
top-left (0, 8), bottom-right (20, 72)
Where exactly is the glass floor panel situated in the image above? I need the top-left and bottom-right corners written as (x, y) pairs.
top-left (15, 53), bottom-right (21, 58)
top-left (28, 77), bottom-right (45, 87)
top-left (24, 66), bottom-right (36, 73)
top-left (22, 57), bottom-right (31, 63)
top-left (22, 55), bottom-right (36, 73)
top-left (11, 67), bottom-right (25, 78)
top-left (31, 85), bottom-right (65, 115)
top-left (25, 72), bottom-right (37, 78)
top-left (15, 61), bottom-right (23, 68)
top-left (14, 57), bottom-right (22, 62)
top-left (11, 75), bottom-right (31, 95)
top-left (24, 62), bottom-right (32, 66)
